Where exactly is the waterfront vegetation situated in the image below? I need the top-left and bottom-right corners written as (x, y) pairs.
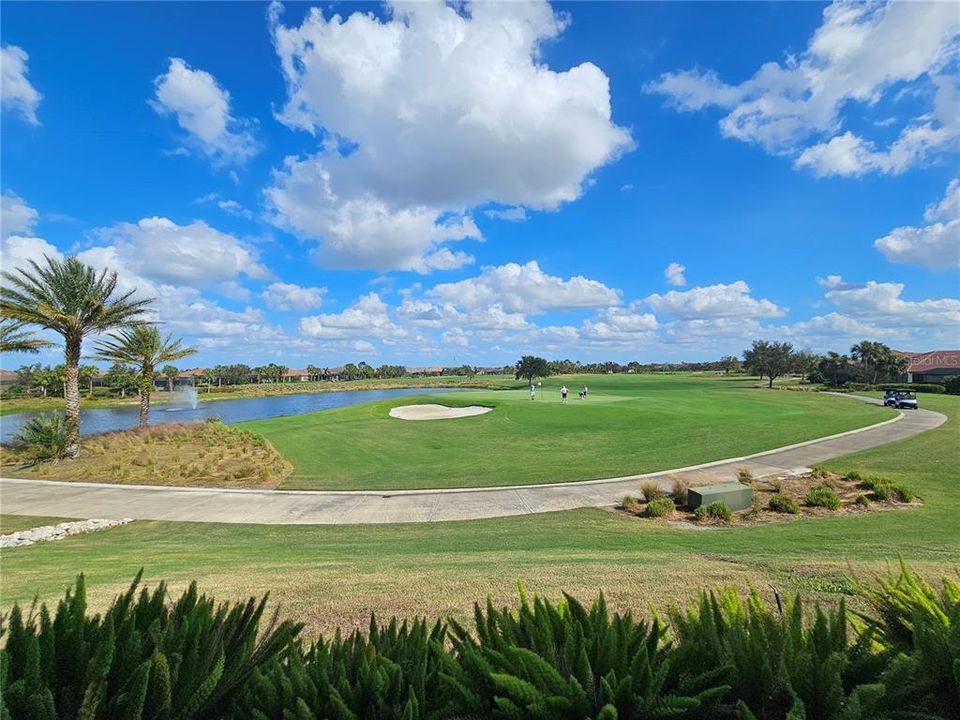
top-left (1, 419), bottom-right (289, 487)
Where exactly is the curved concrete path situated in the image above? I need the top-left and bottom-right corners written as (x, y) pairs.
top-left (0, 395), bottom-right (945, 525)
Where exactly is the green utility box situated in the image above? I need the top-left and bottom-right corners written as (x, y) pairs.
top-left (688, 483), bottom-right (753, 511)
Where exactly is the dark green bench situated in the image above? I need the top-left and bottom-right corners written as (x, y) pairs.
top-left (688, 483), bottom-right (752, 511)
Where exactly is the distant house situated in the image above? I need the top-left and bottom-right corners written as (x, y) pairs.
top-left (178, 368), bottom-right (207, 384)
top-left (474, 366), bottom-right (505, 375)
top-left (901, 350), bottom-right (960, 384)
top-left (0, 369), bottom-right (18, 387)
top-left (282, 368), bottom-right (311, 382)
top-left (406, 366), bottom-right (444, 377)
top-left (322, 366), bottom-right (345, 381)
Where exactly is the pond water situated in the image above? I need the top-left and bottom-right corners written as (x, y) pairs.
top-left (0, 386), bottom-right (466, 442)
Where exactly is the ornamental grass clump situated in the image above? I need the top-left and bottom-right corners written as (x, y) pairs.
top-left (860, 475), bottom-right (914, 502)
top-left (704, 500), bottom-right (733, 523)
top-left (806, 483), bottom-right (841, 510)
top-left (671, 476), bottom-right (690, 507)
top-left (769, 493), bottom-right (800, 514)
top-left (621, 494), bottom-right (641, 512)
top-left (646, 497), bottom-right (676, 518)
top-left (640, 480), bottom-right (662, 501)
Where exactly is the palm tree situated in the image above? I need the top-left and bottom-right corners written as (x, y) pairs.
top-left (94, 324), bottom-right (196, 428)
top-left (1, 256), bottom-right (152, 458)
top-left (161, 364), bottom-right (180, 392)
top-left (0, 319), bottom-right (53, 353)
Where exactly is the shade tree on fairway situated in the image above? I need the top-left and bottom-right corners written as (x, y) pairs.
top-left (514, 355), bottom-right (551, 384)
top-left (743, 340), bottom-right (795, 388)
top-left (95, 324), bottom-right (197, 428)
top-left (0, 256), bottom-right (152, 458)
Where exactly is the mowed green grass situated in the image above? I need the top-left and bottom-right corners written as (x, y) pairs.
top-left (1, 395), bottom-right (955, 635)
top-left (242, 374), bottom-right (891, 490)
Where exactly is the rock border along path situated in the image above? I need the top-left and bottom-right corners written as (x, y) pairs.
top-left (1, 519), bottom-right (133, 548)
top-left (0, 395), bottom-right (945, 526)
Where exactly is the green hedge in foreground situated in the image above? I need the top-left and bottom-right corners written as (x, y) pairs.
top-left (1, 564), bottom-right (957, 719)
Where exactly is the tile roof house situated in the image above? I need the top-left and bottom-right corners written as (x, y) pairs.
top-left (900, 350), bottom-right (960, 383)
top-left (282, 368), bottom-right (311, 382)
top-left (405, 366), bottom-right (444, 377)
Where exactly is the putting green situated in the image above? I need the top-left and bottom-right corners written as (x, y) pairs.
top-left (243, 374), bottom-right (892, 491)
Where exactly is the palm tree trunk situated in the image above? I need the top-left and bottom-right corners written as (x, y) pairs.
top-left (64, 336), bottom-right (82, 459)
top-left (139, 366), bottom-right (152, 428)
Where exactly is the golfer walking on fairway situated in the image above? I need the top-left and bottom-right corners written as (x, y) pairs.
top-left (561, 384), bottom-right (568, 403)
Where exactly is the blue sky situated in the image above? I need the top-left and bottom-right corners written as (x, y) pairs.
top-left (1, 0), bottom-right (957, 369)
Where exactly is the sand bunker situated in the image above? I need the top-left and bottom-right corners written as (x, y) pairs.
top-left (388, 404), bottom-right (493, 421)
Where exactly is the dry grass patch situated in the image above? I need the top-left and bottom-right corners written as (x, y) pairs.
top-left (0, 419), bottom-right (290, 488)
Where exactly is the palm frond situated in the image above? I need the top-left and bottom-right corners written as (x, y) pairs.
top-left (0, 319), bottom-right (53, 354)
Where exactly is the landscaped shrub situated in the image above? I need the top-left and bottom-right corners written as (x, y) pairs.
top-left (855, 494), bottom-right (870, 507)
top-left (640, 480), bottom-right (661, 501)
top-left (4, 565), bottom-right (958, 719)
top-left (705, 500), bottom-right (733, 523)
top-left (671, 476), bottom-right (690, 506)
top-left (881, 382), bottom-right (945, 394)
top-left (737, 467), bottom-right (754, 484)
top-left (693, 505), bottom-right (706, 521)
top-left (0, 573), bottom-right (300, 720)
top-left (806, 483), bottom-right (841, 510)
top-left (646, 496), bottom-right (676, 517)
top-left (11, 411), bottom-right (69, 461)
top-left (845, 469), bottom-right (864, 482)
top-left (890, 482), bottom-right (915, 502)
top-left (621, 494), bottom-right (641, 512)
top-left (860, 475), bottom-right (914, 502)
top-left (768, 493), bottom-right (800, 514)
top-left (945, 375), bottom-right (960, 395)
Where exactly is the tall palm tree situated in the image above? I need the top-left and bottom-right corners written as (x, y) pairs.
top-left (94, 324), bottom-right (196, 428)
top-left (0, 319), bottom-right (53, 353)
top-left (1, 256), bottom-right (152, 458)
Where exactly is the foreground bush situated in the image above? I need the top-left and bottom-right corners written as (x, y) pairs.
top-left (768, 493), bottom-right (801, 514)
top-left (645, 496), bottom-right (675, 517)
top-left (2, 564), bottom-right (958, 719)
top-left (806, 483), bottom-right (841, 510)
top-left (11, 412), bottom-right (69, 461)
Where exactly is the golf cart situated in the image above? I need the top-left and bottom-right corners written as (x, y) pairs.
top-left (883, 388), bottom-right (918, 410)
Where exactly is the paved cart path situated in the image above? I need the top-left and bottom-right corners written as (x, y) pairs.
top-left (0, 395), bottom-right (945, 525)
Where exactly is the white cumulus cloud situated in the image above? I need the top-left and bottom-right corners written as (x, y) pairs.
top-left (645, 281), bottom-right (786, 320)
top-left (299, 292), bottom-right (407, 340)
top-left (647, 1), bottom-right (960, 177)
top-left (151, 58), bottom-right (259, 164)
top-left (262, 281), bottom-right (327, 311)
top-left (1, 191), bottom-right (39, 239)
top-left (429, 261), bottom-right (621, 314)
top-left (874, 179), bottom-right (960, 269)
top-left (265, 0), bottom-right (632, 272)
top-left (664, 261), bottom-right (686, 286)
top-left (92, 217), bottom-right (270, 286)
top-left (1, 45), bottom-right (41, 125)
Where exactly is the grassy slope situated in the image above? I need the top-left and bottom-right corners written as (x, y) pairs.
top-left (3, 394), bottom-right (954, 635)
top-left (244, 374), bottom-right (890, 490)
